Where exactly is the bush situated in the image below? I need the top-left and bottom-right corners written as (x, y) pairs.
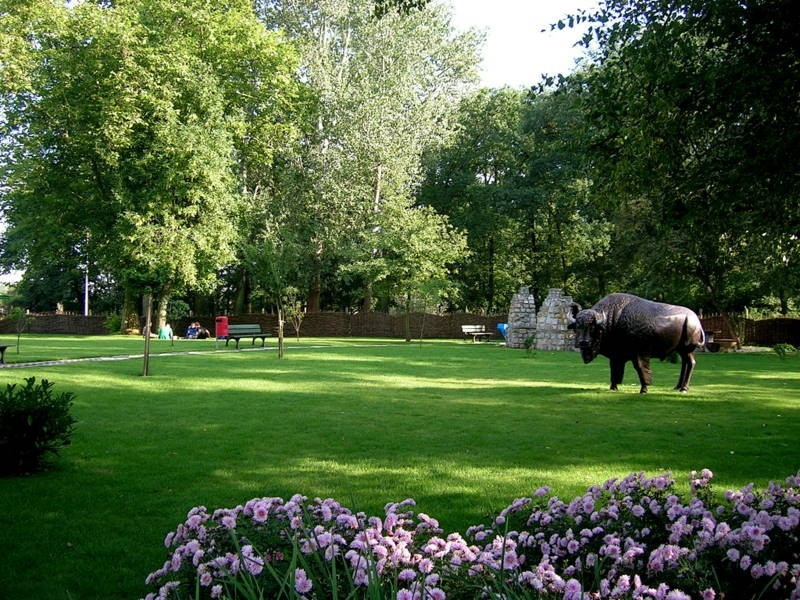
top-left (773, 343), bottom-right (797, 360)
top-left (105, 314), bottom-right (123, 334)
top-left (0, 377), bottom-right (76, 475)
top-left (143, 470), bottom-right (800, 600)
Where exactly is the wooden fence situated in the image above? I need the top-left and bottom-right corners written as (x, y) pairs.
top-left (0, 313), bottom-right (108, 335)
top-left (2, 311), bottom-right (799, 346)
top-left (700, 314), bottom-right (800, 346)
top-left (174, 312), bottom-right (507, 340)
top-left (0, 311), bottom-right (507, 340)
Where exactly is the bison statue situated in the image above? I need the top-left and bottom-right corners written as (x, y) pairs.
top-left (567, 293), bottom-right (705, 393)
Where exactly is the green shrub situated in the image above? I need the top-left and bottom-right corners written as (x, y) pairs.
top-left (773, 343), bottom-right (797, 359)
top-left (0, 377), bottom-right (76, 475)
top-left (524, 333), bottom-right (536, 356)
top-left (104, 314), bottom-right (122, 334)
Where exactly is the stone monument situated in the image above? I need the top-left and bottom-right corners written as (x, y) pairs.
top-left (535, 288), bottom-right (575, 351)
top-left (506, 287), bottom-right (537, 349)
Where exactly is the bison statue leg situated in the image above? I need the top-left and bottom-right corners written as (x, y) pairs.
top-left (675, 351), bottom-right (697, 392)
top-left (609, 357), bottom-right (626, 391)
top-left (631, 355), bottom-right (653, 394)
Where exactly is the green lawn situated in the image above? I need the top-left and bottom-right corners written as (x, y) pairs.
top-left (1, 336), bottom-right (798, 599)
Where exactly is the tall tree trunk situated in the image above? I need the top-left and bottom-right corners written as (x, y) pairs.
top-left (307, 272), bottom-right (322, 313)
top-left (234, 269), bottom-right (247, 315)
top-left (156, 293), bottom-right (169, 332)
top-left (142, 292), bottom-right (152, 376)
top-left (487, 234), bottom-right (495, 313)
top-left (528, 215), bottom-right (540, 302)
top-left (404, 293), bottom-right (412, 342)
top-left (121, 287), bottom-right (140, 334)
top-left (361, 164), bottom-right (383, 311)
top-left (277, 307), bottom-right (285, 359)
top-left (361, 282), bottom-right (373, 312)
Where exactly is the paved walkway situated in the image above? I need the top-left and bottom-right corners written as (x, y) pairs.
top-left (0, 345), bottom-right (276, 369)
top-left (0, 343), bottom-right (391, 369)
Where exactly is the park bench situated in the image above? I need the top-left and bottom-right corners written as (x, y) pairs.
top-left (0, 343), bottom-right (15, 364)
top-left (225, 324), bottom-right (269, 350)
top-left (461, 325), bottom-right (493, 343)
top-left (704, 330), bottom-right (738, 353)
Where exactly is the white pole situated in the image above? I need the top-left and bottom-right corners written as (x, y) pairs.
top-left (84, 269), bottom-right (89, 316)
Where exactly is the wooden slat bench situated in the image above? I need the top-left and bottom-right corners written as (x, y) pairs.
top-left (704, 331), bottom-right (738, 353)
top-left (461, 325), bottom-right (493, 343)
top-left (225, 324), bottom-right (268, 349)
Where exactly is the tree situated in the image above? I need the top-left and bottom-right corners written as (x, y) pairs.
top-left (418, 88), bottom-right (529, 312)
top-left (0, 0), bottom-right (301, 327)
top-left (245, 225), bottom-right (306, 358)
top-left (7, 306), bottom-right (33, 354)
top-left (258, 0), bottom-right (481, 312)
top-left (418, 87), bottom-right (612, 311)
top-left (372, 0), bottom-right (430, 17)
top-left (559, 0), bottom-right (800, 312)
top-left (517, 89), bottom-right (614, 305)
top-left (345, 200), bottom-right (468, 340)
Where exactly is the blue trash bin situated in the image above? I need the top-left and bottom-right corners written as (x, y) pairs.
top-left (497, 323), bottom-right (509, 340)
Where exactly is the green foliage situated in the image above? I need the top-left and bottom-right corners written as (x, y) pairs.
top-left (0, 0), bottom-right (302, 301)
top-left (259, 0), bottom-right (481, 310)
top-left (523, 333), bottom-right (536, 356)
top-left (104, 314), bottom-right (122, 334)
top-left (346, 200), bottom-right (469, 315)
top-left (0, 377), bottom-right (76, 475)
top-left (557, 0), bottom-right (800, 311)
top-left (773, 343), bottom-right (797, 360)
top-left (373, 0), bottom-right (430, 17)
top-left (166, 299), bottom-right (190, 325)
top-left (281, 287), bottom-right (306, 340)
top-left (419, 88), bottom-right (529, 312)
top-left (7, 306), bottom-right (33, 353)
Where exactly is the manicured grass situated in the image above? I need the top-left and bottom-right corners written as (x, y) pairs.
top-left (0, 337), bottom-right (798, 599)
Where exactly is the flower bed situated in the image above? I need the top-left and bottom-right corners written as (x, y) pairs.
top-left (143, 470), bottom-right (800, 599)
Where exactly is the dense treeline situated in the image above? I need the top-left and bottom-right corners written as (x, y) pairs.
top-left (1, 0), bottom-right (797, 327)
top-left (423, 0), bottom-right (799, 315)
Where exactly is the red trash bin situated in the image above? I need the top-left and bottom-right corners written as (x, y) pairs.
top-left (215, 316), bottom-right (229, 339)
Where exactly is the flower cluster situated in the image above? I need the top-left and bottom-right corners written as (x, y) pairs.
top-left (468, 469), bottom-right (800, 599)
top-left (143, 470), bottom-right (800, 600)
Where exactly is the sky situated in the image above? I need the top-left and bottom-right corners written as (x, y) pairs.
top-left (448, 0), bottom-right (600, 88)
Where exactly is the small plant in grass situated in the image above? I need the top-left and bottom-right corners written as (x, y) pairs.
top-left (0, 377), bottom-right (76, 475)
top-left (524, 333), bottom-right (536, 357)
top-left (8, 306), bottom-right (35, 353)
top-left (143, 470), bottom-right (800, 599)
top-left (773, 343), bottom-right (797, 360)
top-left (282, 287), bottom-right (305, 341)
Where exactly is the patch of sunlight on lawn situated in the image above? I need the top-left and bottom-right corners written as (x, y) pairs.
top-left (211, 457), bottom-right (662, 502)
top-left (750, 371), bottom-right (800, 380)
top-left (353, 373), bottom-right (588, 391)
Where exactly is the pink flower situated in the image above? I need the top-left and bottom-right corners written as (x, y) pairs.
top-left (563, 578), bottom-right (582, 600)
top-left (252, 503), bottom-right (268, 523)
top-left (294, 568), bottom-right (313, 594)
top-left (242, 545), bottom-right (263, 576)
top-left (418, 558), bottom-right (434, 574)
top-left (399, 568), bottom-right (416, 581)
